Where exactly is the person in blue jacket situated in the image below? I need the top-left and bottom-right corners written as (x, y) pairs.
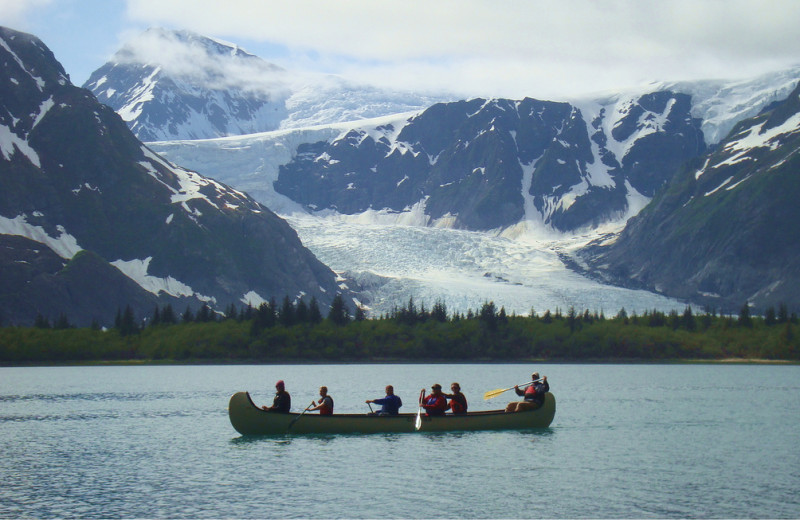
top-left (366, 385), bottom-right (403, 415)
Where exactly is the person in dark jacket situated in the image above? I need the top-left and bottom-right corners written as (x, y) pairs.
top-left (445, 382), bottom-right (468, 414)
top-left (367, 385), bottom-right (403, 415)
top-left (505, 372), bottom-right (549, 412)
top-left (420, 383), bottom-right (448, 416)
top-left (308, 386), bottom-right (334, 415)
top-left (262, 380), bottom-right (291, 413)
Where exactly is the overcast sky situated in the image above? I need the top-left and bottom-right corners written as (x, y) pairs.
top-left (3, 0), bottom-right (800, 100)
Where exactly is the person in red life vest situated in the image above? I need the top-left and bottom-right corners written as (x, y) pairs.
top-left (445, 382), bottom-right (468, 414)
top-left (505, 372), bottom-right (549, 412)
top-left (308, 386), bottom-right (334, 415)
top-left (420, 383), bottom-right (448, 416)
top-left (262, 380), bottom-right (291, 413)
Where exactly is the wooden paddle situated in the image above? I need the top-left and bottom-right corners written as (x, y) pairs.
top-left (287, 400), bottom-right (315, 431)
top-left (483, 378), bottom-right (543, 400)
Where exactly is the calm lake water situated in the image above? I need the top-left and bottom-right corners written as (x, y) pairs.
top-left (1, 363), bottom-right (798, 519)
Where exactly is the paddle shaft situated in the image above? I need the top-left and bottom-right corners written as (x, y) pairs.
top-left (415, 389), bottom-right (424, 430)
top-left (483, 378), bottom-right (544, 400)
top-left (287, 400), bottom-right (315, 431)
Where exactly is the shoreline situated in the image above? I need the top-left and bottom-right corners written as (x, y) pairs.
top-left (2, 357), bottom-right (798, 367)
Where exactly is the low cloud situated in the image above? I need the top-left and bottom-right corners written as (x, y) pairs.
top-left (114, 28), bottom-right (293, 96)
top-left (121, 0), bottom-right (800, 99)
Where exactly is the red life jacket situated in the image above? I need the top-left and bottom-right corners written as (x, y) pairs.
top-left (524, 385), bottom-right (538, 398)
top-left (449, 393), bottom-right (467, 414)
top-left (318, 395), bottom-right (334, 415)
top-left (423, 394), bottom-right (447, 415)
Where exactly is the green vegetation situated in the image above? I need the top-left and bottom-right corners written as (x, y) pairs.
top-left (2, 299), bottom-right (798, 364)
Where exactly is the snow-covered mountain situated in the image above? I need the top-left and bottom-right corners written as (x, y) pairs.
top-left (83, 28), bottom-right (453, 141)
top-left (0, 26), bottom-right (344, 327)
top-left (576, 80), bottom-right (800, 312)
top-left (152, 67), bottom-right (799, 235)
top-left (148, 66), bottom-right (800, 314)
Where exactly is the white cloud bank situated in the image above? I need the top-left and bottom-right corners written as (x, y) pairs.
top-left (124, 0), bottom-right (800, 99)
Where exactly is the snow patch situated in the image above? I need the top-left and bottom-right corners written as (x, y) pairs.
top-left (0, 124), bottom-right (41, 167)
top-left (241, 290), bottom-right (268, 307)
top-left (111, 256), bottom-right (215, 302)
top-left (0, 214), bottom-right (82, 259)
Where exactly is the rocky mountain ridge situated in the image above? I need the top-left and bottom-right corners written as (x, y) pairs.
top-left (0, 26), bottom-right (344, 326)
top-left (574, 80), bottom-right (800, 312)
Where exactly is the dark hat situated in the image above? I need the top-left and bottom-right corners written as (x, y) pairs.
top-left (432, 383), bottom-right (442, 390)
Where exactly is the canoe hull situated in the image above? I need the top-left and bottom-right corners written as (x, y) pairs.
top-left (228, 391), bottom-right (556, 435)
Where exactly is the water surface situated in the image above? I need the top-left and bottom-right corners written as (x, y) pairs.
top-left (1, 364), bottom-right (798, 518)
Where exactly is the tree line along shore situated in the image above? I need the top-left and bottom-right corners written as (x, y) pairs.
top-left (1, 297), bottom-right (798, 364)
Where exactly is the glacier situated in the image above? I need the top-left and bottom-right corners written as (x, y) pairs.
top-left (285, 214), bottom-right (684, 317)
top-left (147, 67), bottom-right (800, 317)
top-left (147, 111), bottom-right (684, 318)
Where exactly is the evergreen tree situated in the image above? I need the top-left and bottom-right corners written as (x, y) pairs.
top-left (150, 305), bottom-right (161, 327)
top-left (700, 311), bottom-right (713, 331)
top-left (479, 301), bottom-right (497, 331)
top-left (738, 302), bottom-right (753, 328)
top-left (161, 304), bottom-right (176, 325)
top-left (308, 297), bottom-right (323, 324)
top-left (296, 298), bottom-right (309, 323)
top-left (34, 313), bottom-right (51, 329)
top-left (251, 301), bottom-right (277, 336)
top-left (682, 306), bottom-right (696, 331)
top-left (778, 303), bottom-right (789, 324)
top-left (196, 304), bottom-right (214, 323)
top-left (668, 310), bottom-right (680, 330)
top-left (567, 306), bottom-right (578, 332)
top-left (397, 297), bottom-right (417, 326)
top-left (279, 296), bottom-right (295, 327)
top-left (418, 302), bottom-right (429, 323)
top-left (765, 306), bottom-right (777, 326)
top-left (354, 305), bottom-right (367, 321)
top-left (224, 303), bottom-right (238, 321)
top-left (328, 294), bottom-right (350, 326)
top-left (182, 306), bottom-right (194, 323)
top-left (119, 305), bottom-right (139, 336)
top-left (431, 300), bottom-right (448, 322)
top-left (54, 313), bottom-right (71, 330)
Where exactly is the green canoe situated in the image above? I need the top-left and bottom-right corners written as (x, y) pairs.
top-left (228, 391), bottom-right (556, 435)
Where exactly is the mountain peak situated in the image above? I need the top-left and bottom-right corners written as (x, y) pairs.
top-left (83, 28), bottom-right (454, 141)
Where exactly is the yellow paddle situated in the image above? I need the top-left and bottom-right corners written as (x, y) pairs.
top-left (483, 379), bottom-right (542, 400)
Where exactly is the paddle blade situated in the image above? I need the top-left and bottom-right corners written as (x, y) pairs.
top-left (415, 410), bottom-right (422, 430)
top-left (483, 388), bottom-right (509, 400)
